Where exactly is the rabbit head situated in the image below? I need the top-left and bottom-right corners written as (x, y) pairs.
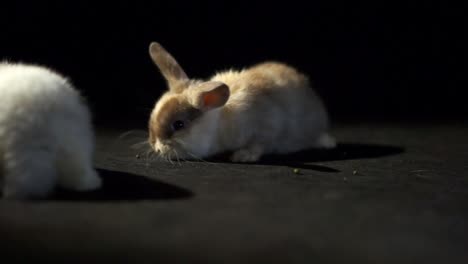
top-left (148, 42), bottom-right (230, 160)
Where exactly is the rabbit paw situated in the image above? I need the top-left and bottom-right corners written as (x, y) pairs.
top-left (231, 145), bottom-right (263, 163)
top-left (75, 170), bottom-right (102, 191)
top-left (315, 133), bottom-right (336, 149)
top-left (61, 169), bottom-right (102, 192)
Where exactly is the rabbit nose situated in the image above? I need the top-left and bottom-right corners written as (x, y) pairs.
top-left (154, 145), bottom-right (161, 153)
top-left (154, 140), bottom-right (166, 153)
top-left (151, 141), bottom-right (159, 153)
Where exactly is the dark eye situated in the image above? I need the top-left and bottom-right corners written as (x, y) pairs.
top-left (172, 120), bottom-right (185, 131)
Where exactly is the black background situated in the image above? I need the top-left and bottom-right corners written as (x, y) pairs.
top-left (1, 1), bottom-right (465, 125)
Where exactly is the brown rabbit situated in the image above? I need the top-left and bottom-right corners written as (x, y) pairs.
top-left (148, 42), bottom-right (335, 162)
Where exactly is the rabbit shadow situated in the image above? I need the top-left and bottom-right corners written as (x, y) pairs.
top-left (209, 143), bottom-right (405, 173)
top-left (50, 168), bottom-right (193, 201)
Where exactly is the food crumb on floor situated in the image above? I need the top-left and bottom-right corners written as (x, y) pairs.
top-left (293, 168), bottom-right (300, 174)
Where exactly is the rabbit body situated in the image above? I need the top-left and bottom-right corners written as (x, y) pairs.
top-left (0, 63), bottom-right (101, 199)
top-left (148, 43), bottom-right (335, 162)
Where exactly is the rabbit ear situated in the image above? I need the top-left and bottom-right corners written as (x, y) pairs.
top-left (192, 81), bottom-right (230, 111)
top-left (149, 42), bottom-right (189, 88)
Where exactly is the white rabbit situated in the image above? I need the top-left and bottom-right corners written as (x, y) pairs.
top-left (0, 62), bottom-right (101, 199)
top-left (148, 42), bottom-right (336, 163)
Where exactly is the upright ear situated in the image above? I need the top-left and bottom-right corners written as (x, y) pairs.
top-left (149, 42), bottom-right (189, 88)
top-left (192, 82), bottom-right (230, 111)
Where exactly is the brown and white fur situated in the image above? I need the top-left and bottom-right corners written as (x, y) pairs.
top-left (148, 42), bottom-right (336, 162)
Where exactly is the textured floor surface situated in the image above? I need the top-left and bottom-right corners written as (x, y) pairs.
top-left (1, 121), bottom-right (467, 263)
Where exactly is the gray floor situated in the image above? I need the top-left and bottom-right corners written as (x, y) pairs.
top-left (1, 122), bottom-right (467, 263)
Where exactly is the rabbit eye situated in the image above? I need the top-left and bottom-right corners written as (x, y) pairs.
top-left (172, 120), bottom-right (185, 131)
